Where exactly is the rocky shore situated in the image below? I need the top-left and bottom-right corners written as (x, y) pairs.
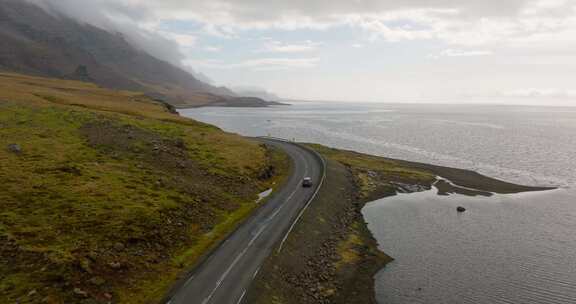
top-left (179, 96), bottom-right (290, 108)
top-left (246, 144), bottom-right (553, 304)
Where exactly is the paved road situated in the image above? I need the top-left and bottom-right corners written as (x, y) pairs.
top-left (166, 138), bottom-right (324, 304)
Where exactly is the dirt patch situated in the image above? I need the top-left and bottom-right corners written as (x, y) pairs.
top-left (80, 120), bottom-right (259, 204)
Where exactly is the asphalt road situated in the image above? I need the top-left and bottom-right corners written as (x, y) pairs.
top-left (166, 138), bottom-right (324, 304)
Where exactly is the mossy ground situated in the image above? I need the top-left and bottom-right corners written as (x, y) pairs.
top-left (0, 73), bottom-right (289, 303)
top-left (307, 144), bottom-right (435, 200)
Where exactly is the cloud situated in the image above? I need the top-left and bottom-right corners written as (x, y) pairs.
top-left (258, 40), bottom-right (322, 53)
top-left (186, 57), bottom-right (319, 71)
top-left (503, 88), bottom-right (576, 98)
top-left (26, 0), bottom-right (185, 65)
top-left (24, 0), bottom-right (576, 103)
top-left (203, 46), bottom-right (222, 52)
top-left (27, 0), bottom-right (576, 59)
top-left (429, 49), bottom-right (494, 59)
top-left (163, 33), bottom-right (197, 48)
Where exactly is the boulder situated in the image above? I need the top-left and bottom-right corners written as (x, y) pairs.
top-left (113, 242), bottom-right (125, 251)
top-left (89, 276), bottom-right (106, 286)
top-left (108, 261), bottom-right (122, 269)
top-left (73, 288), bottom-right (88, 297)
top-left (457, 206), bottom-right (466, 212)
top-left (7, 143), bottom-right (22, 154)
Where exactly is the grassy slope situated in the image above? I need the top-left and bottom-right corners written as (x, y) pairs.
top-left (0, 73), bottom-right (289, 304)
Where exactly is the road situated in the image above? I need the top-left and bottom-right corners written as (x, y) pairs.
top-left (166, 138), bottom-right (325, 304)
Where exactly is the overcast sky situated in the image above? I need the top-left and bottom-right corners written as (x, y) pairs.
top-left (34, 0), bottom-right (576, 104)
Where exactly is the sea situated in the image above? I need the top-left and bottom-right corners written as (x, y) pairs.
top-left (180, 102), bottom-right (576, 304)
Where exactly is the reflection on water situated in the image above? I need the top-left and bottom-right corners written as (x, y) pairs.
top-left (257, 188), bottom-right (273, 203)
top-left (363, 189), bottom-right (576, 304)
top-left (180, 102), bottom-right (576, 188)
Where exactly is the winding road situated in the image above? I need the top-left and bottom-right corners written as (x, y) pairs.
top-left (166, 138), bottom-right (325, 304)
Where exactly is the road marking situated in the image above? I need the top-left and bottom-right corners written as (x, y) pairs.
top-left (236, 289), bottom-right (246, 304)
top-left (183, 275), bottom-right (196, 287)
top-left (301, 152), bottom-right (309, 176)
top-left (266, 169), bottom-right (303, 223)
top-left (202, 224), bottom-right (268, 304)
top-left (201, 148), bottom-right (306, 303)
top-left (253, 266), bottom-right (261, 279)
top-left (277, 146), bottom-right (326, 254)
top-left (175, 138), bottom-right (326, 304)
top-left (268, 204), bottom-right (283, 220)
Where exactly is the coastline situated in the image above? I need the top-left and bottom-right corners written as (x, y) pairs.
top-left (175, 97), bottom-right (290, 109)
top-left (0, 73), bottom-right (558, 303)
top-left (246, 143), bottom-right (554, 304)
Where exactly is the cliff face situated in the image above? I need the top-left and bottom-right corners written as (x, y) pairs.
top-left (0, 0), bottom-right (236, 106)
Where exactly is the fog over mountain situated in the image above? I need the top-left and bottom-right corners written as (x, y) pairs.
top-left (0, 0), bottom-right (283, 107)
top-left (7, 0), bottom-right (576, 104)
top-left (25, 0), bottom-right (185, 66)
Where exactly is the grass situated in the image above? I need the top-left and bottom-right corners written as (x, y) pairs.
top-left (335, 227), bottom-right (363, 270)
top-left (0, 73), bottom-right (289, 303)
top-left (307, 144), bottom-right (435, 198)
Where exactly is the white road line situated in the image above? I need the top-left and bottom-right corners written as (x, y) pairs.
top-left (266, 171), bottom-right (302, 222)
top-left (202, 148), bottom-right (309, 303)
top-left (301, 153), bottom-right (309, 176)
top-left (253, 266), bottom-right (261, 279)
top-left (268, 204), bottom-right (283, 220)
top-left (183, 275), bottom-right (196, 287)
top-left (277, 147), bottom-right (326, 254)
top-left (202, 224), bottom-right (268, 304)
top-left (236, 289), bottom-right (246, 304)
top-left (177, 139), bottom-right (326, 304)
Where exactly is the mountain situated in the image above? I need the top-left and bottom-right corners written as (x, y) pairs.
top-left (0, 0), bottom-right (277, 107)
top-left (233, 86), bottom-right (283, 102)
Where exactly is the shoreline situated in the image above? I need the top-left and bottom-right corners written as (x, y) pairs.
top-left (175, 98), bottom-right (290, 109)
top-left (246, 144), bottom-right (553, 304)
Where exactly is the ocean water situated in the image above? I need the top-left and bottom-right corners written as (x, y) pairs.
top-left (180, 102), bottom-right (576, 304)
top-left (180, 102), bottom-right (576, 188)
top-left (363, 189), bottom-right (576, 304)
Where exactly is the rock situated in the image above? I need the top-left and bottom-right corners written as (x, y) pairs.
top-left (108, 261), bottom-right (122, 269)
top-left (113, 242), bottom-right (125, 251)
top-left (27, 289), bottom-right (37, 297)
top-left (89, 276), bottom-right (106, 286)
top-left (7, 143), bottom-right (22, 154)
top-left (457, 206), bottom-right (466, 212)
top-left (103, 293), bottom-right (113, 300)
top-left (391, 182), bottom-right (429, 193)
top-left (73, 287), bottom-right (88, 297)
top-left (58, 165), bottom-right (82, 175)
top-left (174, 139), bottom-right (186, 149)
top-left (80, 259), bottom-right (93, 274)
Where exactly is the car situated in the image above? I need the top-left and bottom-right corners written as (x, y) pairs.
top-left (302, 177), bottom-right (313, 188)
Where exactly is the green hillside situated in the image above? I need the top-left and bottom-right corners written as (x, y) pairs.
top-left (0, 73), bottom-right (289, 303)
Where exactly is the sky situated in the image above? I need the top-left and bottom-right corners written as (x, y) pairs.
top-left (32, 0), bottom-right (576, 104)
